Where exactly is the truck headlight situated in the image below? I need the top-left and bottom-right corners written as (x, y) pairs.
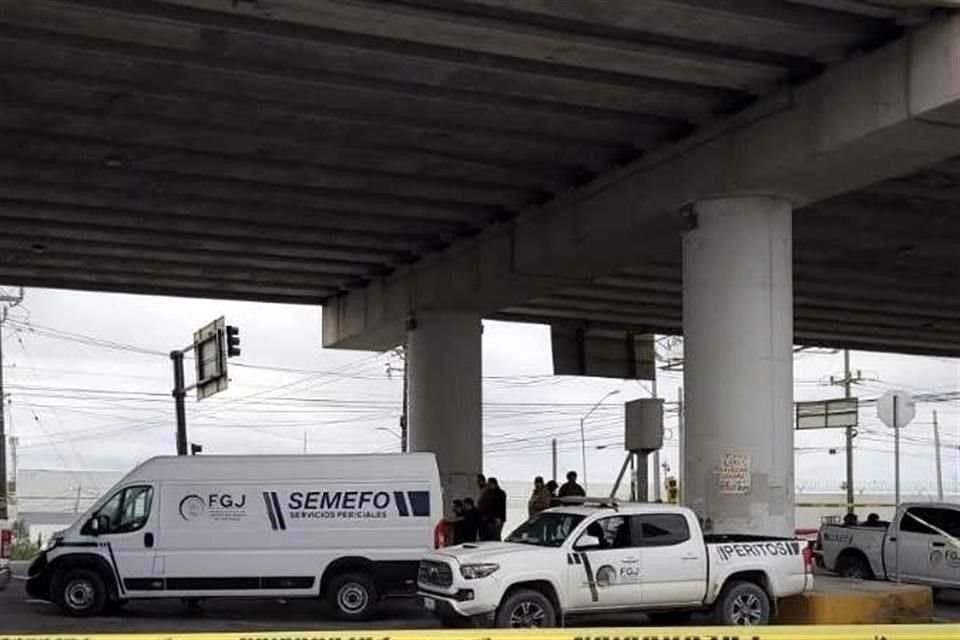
top-left (460, 563), bottom-right (500, 579)
top-left (44, 536), bottom-right (62, 551)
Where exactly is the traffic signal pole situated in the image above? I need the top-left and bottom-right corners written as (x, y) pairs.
top-left (171, 350), bottom-right (188, 456)
top-left (171, 320), bottom-right (240, 455)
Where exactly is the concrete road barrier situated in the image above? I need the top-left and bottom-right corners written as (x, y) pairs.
top-left (778, 577), bottom-right (934, 624)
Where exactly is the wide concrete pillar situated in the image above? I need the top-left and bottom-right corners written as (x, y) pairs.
top-left (407, 311), bottom-right (482, 510)
top-left (682, 196), bottom-right (794, 537)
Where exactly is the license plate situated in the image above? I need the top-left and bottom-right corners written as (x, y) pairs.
top-left (422, 596), bottom-right (436, 611)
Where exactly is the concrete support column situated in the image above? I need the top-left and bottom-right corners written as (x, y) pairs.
top-left (407, 311), bottom-right (482, 511)
top-left (682, 196), bottom-right (794, 537)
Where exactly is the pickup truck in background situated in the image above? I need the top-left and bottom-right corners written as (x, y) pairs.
top-left (418, 502), bottom-right (812, 628)
top-left (816, 502), bottom-right (959, 590)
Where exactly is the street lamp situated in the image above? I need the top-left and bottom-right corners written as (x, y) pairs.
top-left (580, 390), bottom-right (620, 492)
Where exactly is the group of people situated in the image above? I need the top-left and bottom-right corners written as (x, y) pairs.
top-left (449, 474), bottom-right (506, 544)
top-left (842, 512), bottom-right (887, 527)
top-left (527, 470), bottom-right (586, 517)
top-left (447, 471), bottom-right (588, 544)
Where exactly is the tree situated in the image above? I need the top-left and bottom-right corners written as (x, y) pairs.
top-left (10, 518), bottom-right (40, 560)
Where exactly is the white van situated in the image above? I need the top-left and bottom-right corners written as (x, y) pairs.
top-left (26, 454), bottom-right (443, 619)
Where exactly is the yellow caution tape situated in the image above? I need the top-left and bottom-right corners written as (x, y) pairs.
top-left (1, 625), bottom-right (959, 640)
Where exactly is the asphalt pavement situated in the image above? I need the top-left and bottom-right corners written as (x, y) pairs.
top-left (1, 562), bottom-right (958, 635)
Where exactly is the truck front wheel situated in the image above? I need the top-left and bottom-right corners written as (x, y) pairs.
top-left (495, 589), bottom-right (557, 628)
top-left (714, 580), bottom-right (770, 626)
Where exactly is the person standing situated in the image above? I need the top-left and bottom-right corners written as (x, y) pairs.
top-left (558, 470), bottom-right (586, 499)
top-left (461, 498), bottom-right (481, 542)
top-left (450, 499), bottom-right (466, 544)
top-left (528, 476), bottom-right (552, 517)
top-left (545, 480), bottom-right (559, 507)
top-left (479, 477), bottom-right (507, 541)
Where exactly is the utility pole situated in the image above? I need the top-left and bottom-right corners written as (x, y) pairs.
top-left (400, 346), bottom-right (408, 453)
top-left (0, 287), bottom-right (24, 521)
top-left (171, 350), bottom-right (188, 456)
top-left (830, 349), bottom-right (862, 515)
top-left (7, 396), bottom-right (15, 502)
top-left (551, 438), bottom-right (558, 483)
top-left (651, 375), bottom-right (661, 502)
top-left (677, 386), bottom-right (684, 505)
top-left (387, 347), bottom-right (408, 453)
top-left (933, 410), bottom-right (943, 502)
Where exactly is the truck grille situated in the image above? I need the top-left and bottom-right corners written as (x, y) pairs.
top-left (418, 560), bottom-right (453, 587)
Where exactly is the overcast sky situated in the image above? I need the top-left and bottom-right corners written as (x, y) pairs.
top-left (2, 286), bottom-right (958, 501)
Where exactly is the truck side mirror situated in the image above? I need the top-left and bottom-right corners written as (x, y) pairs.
top-left (575, 534), bottom-right (601, 550)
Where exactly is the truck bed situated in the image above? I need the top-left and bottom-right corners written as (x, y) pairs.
top-left (704, 534), bottom-right (796, 544)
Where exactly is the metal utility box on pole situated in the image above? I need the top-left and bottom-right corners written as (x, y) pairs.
top-left (614, 397), bottom-right (664, 501)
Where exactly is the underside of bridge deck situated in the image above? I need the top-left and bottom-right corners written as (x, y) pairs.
top-left (0, 1), bottom-right (958, 355)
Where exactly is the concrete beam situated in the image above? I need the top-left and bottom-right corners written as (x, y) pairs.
top-left (324, 13), bottom-right (960, 350)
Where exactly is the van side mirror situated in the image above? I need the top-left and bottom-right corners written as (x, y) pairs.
top-left (575, 534), bottom-right (600, 550)
top-left (83, 515), bottom-right (106, 536)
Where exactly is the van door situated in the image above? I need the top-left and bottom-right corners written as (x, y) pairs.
top-left (91, 485), bottom-right (158, 593)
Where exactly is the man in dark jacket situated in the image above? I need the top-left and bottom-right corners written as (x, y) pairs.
top-left (461, 498), bottom-right (481, 542)
top-left (558, 470), bottom-right (586, 499)
top-left (478, 477), bottom-right (507, 541)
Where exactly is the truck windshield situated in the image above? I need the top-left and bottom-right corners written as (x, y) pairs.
top-left (505, 512), bottom-right (586, 547)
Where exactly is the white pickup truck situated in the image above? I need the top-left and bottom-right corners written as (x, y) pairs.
top-left (418, 502), bottom-right (812, 628)
top-left (817, 502), bottom-right (960, 590)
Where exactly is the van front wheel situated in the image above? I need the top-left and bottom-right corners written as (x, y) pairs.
top-left (52, 568), bottom-right (107, 617)
top-left (328, 572), bottom-right (378, 621)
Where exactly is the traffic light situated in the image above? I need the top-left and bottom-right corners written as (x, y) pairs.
top-left (225, 325), bottom-right (240, 358)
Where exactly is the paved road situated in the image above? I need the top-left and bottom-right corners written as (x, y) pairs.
top-left (2, 562), bottom-right (957, 634)
top-left (0, 564), bottom-right (666, 634)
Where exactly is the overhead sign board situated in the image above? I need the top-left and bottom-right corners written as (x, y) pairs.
top-left (795, 398), bottom-right (859, 430)
top-left (552, 327), bottom-right (655, 380)
top-left (194, 316), bottom-right (228, 401)
top-left (877, 390), bottom-right (915, 429)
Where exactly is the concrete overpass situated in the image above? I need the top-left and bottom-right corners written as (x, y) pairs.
top-left (1, 0), bottom-right (959, 535)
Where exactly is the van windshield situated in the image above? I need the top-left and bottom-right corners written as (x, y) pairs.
top-left (505, 512), bottom-right (585, 547)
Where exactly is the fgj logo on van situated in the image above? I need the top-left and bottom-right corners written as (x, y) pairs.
top-left (179, 495), bottom-right (206, 521)
top-left (179, 493), bottom-right (248, 522)
top-left (262, 489), bottom-right (430, 530)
